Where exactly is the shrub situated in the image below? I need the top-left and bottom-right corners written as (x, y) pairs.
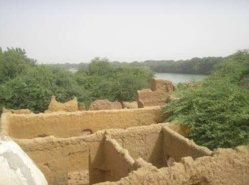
top-left (163, 51), bottom-right (249, 150)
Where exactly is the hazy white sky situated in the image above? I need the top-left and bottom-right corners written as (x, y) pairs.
top-left (0, 0), bottom-right (249, 64)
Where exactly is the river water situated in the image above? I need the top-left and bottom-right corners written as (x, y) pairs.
top-left (70, 68), bottom-right (207, 84)
top-left (155, 73), bottom-right (207, 84)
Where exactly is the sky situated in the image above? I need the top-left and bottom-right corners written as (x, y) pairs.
top-left (0, 0), bottom-right (249, 64)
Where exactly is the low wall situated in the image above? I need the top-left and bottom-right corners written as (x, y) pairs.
top-left (136, 89), bottom-right (168, 107)
top-left (89, 124), bottom-right (211, 184)
top-left (16, 132), bottom-right (105, 185)
top-left (1, 107), bottom-right (164, 139)
top-left (163, 127), bottom-right (212, 162)
top-left (103, 137), bottom-right (134, 182)
top-left (107, 125), bottom-right (165, 168)
top-left (97, 146), bottom-right (249, 185)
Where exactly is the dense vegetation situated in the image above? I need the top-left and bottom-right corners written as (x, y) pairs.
top-left (163, 51), bottom-right (249, 150)
top-left (50, 56), bottom-right (223, 75)
top-left (0, 48), bottom-right (153, 113)
top-left (131, 57), bottom-right (223, 74)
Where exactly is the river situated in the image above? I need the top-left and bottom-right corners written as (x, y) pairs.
top-left (155, 73), bottom-right (207, 84)
top-left (70, 68), bottom-right (207, 84)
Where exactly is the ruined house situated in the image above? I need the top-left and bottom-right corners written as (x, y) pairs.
top-left (0, 79), bottom-right (248, 185)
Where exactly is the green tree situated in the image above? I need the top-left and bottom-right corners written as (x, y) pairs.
top-left (111, 67), bottom-right (153, 101)
top-left (0, 47), bottom-right (36, 84)
top-left (163, 51), bottom-right (249, 150)
top-left (87, 58), bottom-right (114, 76)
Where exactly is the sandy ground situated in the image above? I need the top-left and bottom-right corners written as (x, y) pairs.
top-left (68, 171), bottom-right (89, 185)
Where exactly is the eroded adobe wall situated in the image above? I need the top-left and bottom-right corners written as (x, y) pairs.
top-left (1, 106), bottom-right (164, 139)
top-left (15, 131), bottom-right (105, 185)
top-left (150, 79), bottom-right (176, 92)
top-left (102, 137), bottom-right (134, 182)
top-left (106, 124), bottom-right (166, 168)
top-left (2, 107), bottom-right (32, 114)
top-left (97, 146), bottom-right (249, 185)
top-left (45, 96), bottom-right (78, 113)
top-left (89, 100), bottom-right (123, 110)
top-left (121, 101), bottom-right (138, 109)
top-left (89, 124), bottom-right (211, 184)
top-left (2, 118), bottom-right (213, 185)
top-left (89, 124), bottom-right (168, 184)
top-left (163, 127), bottom-right (212, 162)
top-left (136, 89), bottom-right (168, 108)
top-left (136, 79), bottom-right (176, 108)
top-left (105, 124), bottom-right (210, 169)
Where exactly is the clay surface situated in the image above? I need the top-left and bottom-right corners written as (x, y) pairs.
top-left (8, 123), bottom-right (206, 185)
top-left (150, 79), bottom-right (176, 92)
top-left (97, 146), bottom-right (249, 185)
top-left (45, 96), bottom-right (78, 113)
top-left (1, 107), bottom-right (164, 139)
top-left (89, 100), bottom-right (122, 110)
top-left (1, 119), bottom-right (248, 185)
top-left (121, 101), bottom-right (138, 109)
top-left (136, 79), bottom-right (176, 107)
top-left (2, 107), bottom-right (32, 114)
top-left (88, 124), bottom-right (211, 184)
top-left (137, 89), bottom-right (169, 107)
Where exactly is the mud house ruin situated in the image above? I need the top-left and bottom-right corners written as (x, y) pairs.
top-left (1, 109), bottom-right (249, 185)
top-left (0, 79), bottom-right (248, 185)
top-left (1, 109), bottom-right (210, 185)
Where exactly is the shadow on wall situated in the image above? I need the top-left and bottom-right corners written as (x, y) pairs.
top-left (89, 124), bottom-right (212, 184)
top-left (147, 131), bottom-right (166, 169)
top-left (89, 138), bottom-right (106, 184)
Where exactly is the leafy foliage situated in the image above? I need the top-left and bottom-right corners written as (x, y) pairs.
top-left (0, 48), bottom-right (36, 84)
top-left (0, 48), bottom-right (153, 112)
top-left (74, 59), bottom-right (153, 107)
top-left (163, 51), bottom-right (249, 150)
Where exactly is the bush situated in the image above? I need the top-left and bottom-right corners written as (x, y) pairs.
top-left (163, 51), bottom-right (249, 150)
top-left (0, 50), bottom-right (153, 112)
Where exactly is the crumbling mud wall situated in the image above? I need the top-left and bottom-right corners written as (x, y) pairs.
top-left (150, 79), bottom-right (176, 92)
top-left (89, 100), bottom-right (123, 110)
top-left (121, 101), bottom-right (138, 109)
top-left (1, 106), bottom-right (164, 139)
top-left (163, 127), bottom-right (212, 162)
top-left (2, 108), bottom-right (246, 185)
top-left (97, 146), bottom-right (249, 185)
top-left (137, 89), bottom-right (168, 108)
top-left (89, 124), bottom-right (211, 184)
top-left (45, 96), bottom-right (78, 113)
top-left (106, 125), bottom-right (165, 169)
top-left (2, 107), bottom-right (32, 114)
top-left (137, 79), bottom-right (176, 108)
top-left (103, 137), bottom-right (134, 182)
top-left (15, 132), bottom-right (104, 185)
top-left (9, 123), bottom-right (209, 185)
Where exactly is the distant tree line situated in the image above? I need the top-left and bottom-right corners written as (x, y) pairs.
top-left (138, 57), bottom-right (223, 74)
top-left (48, 57), bottom-right (224, 75)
